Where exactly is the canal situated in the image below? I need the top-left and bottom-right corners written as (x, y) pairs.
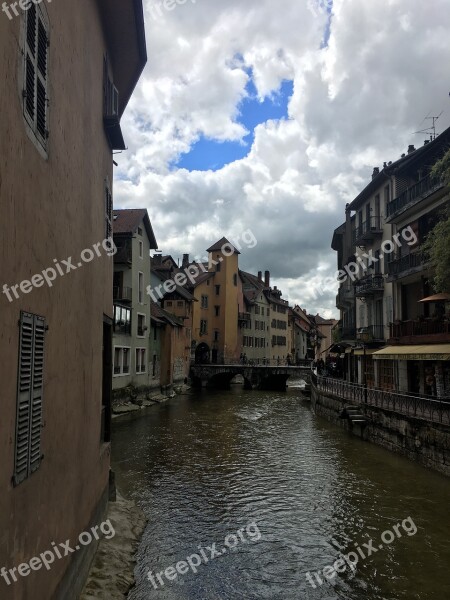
top-left (112, 384), bottom-right (450, 600)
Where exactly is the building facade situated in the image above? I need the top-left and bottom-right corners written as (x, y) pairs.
top-left (0, 2), bottom-right (146, 598)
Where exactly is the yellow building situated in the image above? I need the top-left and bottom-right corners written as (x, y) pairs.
top-left (187, 238), bottom-right (243, 364)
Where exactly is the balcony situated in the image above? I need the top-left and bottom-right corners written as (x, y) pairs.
top-left (353, 216), bottom-right (383, 246)
top-left (113, 286), bottom-right (132, 302)
top-left (337, 285), bottom-right (355, 309)
top-left (357, 325), bottom-right (384, 342)
top-left (238, 312), bottom-right (251, 326)
top-left (387, 251), bottom-right (428, 281)
top-left (114, 245), bottom-right (132, 265)
top-left (355, 274), bottom-right (384, 297)
top-left (390, 318), bottom-right (450, 344)
top-left (336, 326), bottom-right (357, 341)
top-left (386, 174), bottom-right (445, 222)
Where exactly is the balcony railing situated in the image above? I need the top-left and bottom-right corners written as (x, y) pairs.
top-left (313, 375), bottom-right (450, 425)
top-left (353, 216), bottom-right (383, 245)
top-left (390, 318), bottom-right (450, 339)
top-left (355, 275), bottom-right (384, 297)
top-left (114, 245), bottom-right (132, 264)
top-left (113, 286), bottom-right (132, 302)
top-left (357, 325), bottom-right (384, 342)
top-left (387, 174), bottom-right (445, 220)
top-left (238, 312), bottom-right (251, 323)
top-left (387, 251), bottom-right (427, 278)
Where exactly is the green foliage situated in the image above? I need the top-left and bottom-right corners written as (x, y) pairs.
top-left (423, 207), bottom-right (450, 293)
top-left (431, 147), bottom-right (450, 185)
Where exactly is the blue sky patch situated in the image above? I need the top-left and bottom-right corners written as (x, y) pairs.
top-left (175, 79), bottom-right (294, 172)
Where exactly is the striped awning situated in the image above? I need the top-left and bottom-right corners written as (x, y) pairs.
top-left (372, 345), bottom-right (450, 361)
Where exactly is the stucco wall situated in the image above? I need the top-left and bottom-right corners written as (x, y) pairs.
top-left (0, 1), bottom-right (115, 598)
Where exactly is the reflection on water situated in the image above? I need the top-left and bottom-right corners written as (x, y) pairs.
top-left (111, 384), bottom-right (450, 600)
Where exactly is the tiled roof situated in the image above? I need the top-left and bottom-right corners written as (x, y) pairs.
top-left (150, 302), bottom-right (184, 327)
top-left (206, 237), bottom-right (241, 254)
top-left (113, 208), bottom-right (158, 249)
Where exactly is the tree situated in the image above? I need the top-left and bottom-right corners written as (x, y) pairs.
top-left (422, 148), bottom-right (450, 293)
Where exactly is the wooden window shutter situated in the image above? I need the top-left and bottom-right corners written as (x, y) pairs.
top-left (14, 312), bottom-right (46, 485)
top-left (105, 186), bottom-right (113, 239)
top-left (24, 5), bottom-right (37, 122)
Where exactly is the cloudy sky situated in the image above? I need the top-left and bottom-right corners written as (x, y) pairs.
top-left (115, 0), bottom-right (450, 318)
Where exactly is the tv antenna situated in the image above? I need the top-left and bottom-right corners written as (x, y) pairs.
top-left (413, 111), bottom-right (443, 141)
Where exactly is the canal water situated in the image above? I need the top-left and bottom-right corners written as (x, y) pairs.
top-left (111, 383), bottom-right (450, 600)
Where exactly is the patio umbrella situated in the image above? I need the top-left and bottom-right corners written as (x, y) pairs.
top-left (418, 293), bottom-right (450, 303)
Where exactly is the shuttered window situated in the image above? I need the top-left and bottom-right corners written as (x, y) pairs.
top-left (14, 312), bottom-right (46, 486)
top-left (23, 4), bottom-right (49, 148)
top-left (105, 185), bottom-right (113, 239)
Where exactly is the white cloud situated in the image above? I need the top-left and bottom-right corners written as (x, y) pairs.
top-left (115, 0), bottom-right (450, 317)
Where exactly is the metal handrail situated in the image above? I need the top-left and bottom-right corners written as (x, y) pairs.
top-left (315, 376), bottom-right (450, 425)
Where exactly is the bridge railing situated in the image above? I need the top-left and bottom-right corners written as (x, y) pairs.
top-left (315, 376), bottom-right (450, 425)
top-left (191, 359), bottom-right (313, 368)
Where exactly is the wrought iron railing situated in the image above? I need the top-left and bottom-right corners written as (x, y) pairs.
top-left (355, 275), bottom-right (384, 296)
top-left (353, 216), bottom-right (383, 244)
top-left (390, 318), bottom-right (450, 338)
top-left (387, 174), bottom-right (444, 219)
top-left (314, 376), bottom-right (450, 425)
top-left (387, 252), bottom-right (426, 277)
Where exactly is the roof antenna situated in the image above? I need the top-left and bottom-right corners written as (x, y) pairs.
top-left (413, 111), bottom-right (443, 141)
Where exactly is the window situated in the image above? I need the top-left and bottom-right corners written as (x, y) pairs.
top-left (261, 308), bottom-right (265, 316)
top-left (113, 305), bottom-right (131, 334)
top-left (114, 347), bottom-right (130, 376)
top-left (105, 183), bottom-right (112, 240)
top-left (139, 241), bottom-right (143, 259)
top-left (166, 301), bottom-right (173, 307)
top-left (215, 285), bottom-right (221, 296)
top-left (137, 314), bottom-right (146, 337)
top-left (215, 306), bottom-right (220, 317)
top-left (216, 260), bottom-right (221, 272)
top-left (14, 312), bottom-right (46, 486)
top-left (135, 348), bottom-right (146, 374)
top-left (233, 273), bottom-right (238, 286)
top-left (137, 226), bottom-right (143, 236)
top-left (138, 272), bottom-right (144, 304)
top-left (214, 331), bottom-right (219, 342)
top-left (201, 295), bottom-right (208, 309)
top-left (177, 301), bottom-right (184, 307)
top-left (23, 4), bottom-right (49, 149)
top-left (200, 320), bottom-right (208, 335)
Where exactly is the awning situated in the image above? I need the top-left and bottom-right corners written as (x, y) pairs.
top-left (373, 345), bottom-right (450, 361)
top-left (353, 348), bottom-right (379, 356)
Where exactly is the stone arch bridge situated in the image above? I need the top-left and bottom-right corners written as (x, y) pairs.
top-left (190, 364), bottom-right (312, 391)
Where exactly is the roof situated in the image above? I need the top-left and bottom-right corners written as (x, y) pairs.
top-left (113, 209), bottom-right (158, 249)
top-left (348, 125), bottom-right (450, 211)
top-left (98, 0), bottom-right (147, 117)
top-left (150, 269), bottom-right (196, 302)
top-left (151, 303), bottom-right (184, 327)
top-left (239, 270), bottom-right (267, 305)
top-left (206, 237), bottom-right (241, 254)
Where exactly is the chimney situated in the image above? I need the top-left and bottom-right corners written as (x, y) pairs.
top-left (264, 270), bottom-right (270, 287)
top-left (383, 162), bottom-right (387, 169)
top-left (424, 139), bottom-right (430, 146)
top-left (258, 271), bottom-right (262, 281)
top-left (274, 286), bottom-right (278, 291)
top-left (153, 253), bottom-right (162, 265)
top-left (372, 167), bottom-right (380, 179)
top-left (182, 253), bottom-right (190, 268)
top-left (407, 144), bottom-right (416, 154)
